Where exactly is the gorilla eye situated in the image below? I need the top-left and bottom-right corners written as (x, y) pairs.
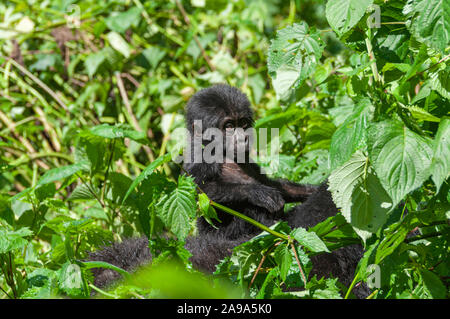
top-left (239, 119), bottom-right (250, 128)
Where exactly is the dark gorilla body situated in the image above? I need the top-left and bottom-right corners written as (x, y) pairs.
top-left (90, 84), bottom-right (369, 298)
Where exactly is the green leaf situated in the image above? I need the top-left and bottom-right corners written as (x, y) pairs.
top-left (90, 124), bottom-right (147, 143)
top-left (156, 175), bottom-right (197, 240)
top-left (431, 118), bottom-right (450, 192)
top-left (0, 227), bottom-right (33, 254)
top-left (290, 227), bottom-right (329, 253)
top-left (84, 51), bottom-right (106, 77)
top-left (254, 109), bottom-right (299, 129)
top-left (106, 31), bottom-right (131, 58)
top-left (274, 244), bottom-right (292, 282)
top-left (58, 262), bottom-right (84, 297)
top-left (429, 65), bottom-right (450, 99)
top-left (419, 269), bottom-right (447, 299)
top-left (198, 193), bottom-right (220, 227)
top-left (329, 98), bottom-right (373, 170)
top-left (406, 106), bottom-right (441, 123)
top-left (67, 184), bottom-right (96, 201)
top-left (142, 46), bottom-right (167, 70)
top-left (367, 120), bottom-right (433, 205)
top-left (404, 0), bottom-right (450, 53)
top-left (268, 22), bottom-right (324, 100)
top-left (325, 0), bottom-right (374, 36)
top-left (105, 7), bottom-right (142, 34)
top-left (328, 150), bottom-right (392, 242)
top-left (37, 162), bottom-right (87, 186)
top-left (122, 153), bottom-right (172, 203)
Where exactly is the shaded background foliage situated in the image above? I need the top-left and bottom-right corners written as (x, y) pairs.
top-left (0, 0), bottom-right (448, 299)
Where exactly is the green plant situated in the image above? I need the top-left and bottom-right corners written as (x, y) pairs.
top-left (0, 0), bottom-right (448, 299)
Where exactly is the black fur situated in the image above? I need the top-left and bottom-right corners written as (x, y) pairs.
top-left (184, 84), bottom-right (319, 239)
top-left (89, 84), bottom-right (368, 298)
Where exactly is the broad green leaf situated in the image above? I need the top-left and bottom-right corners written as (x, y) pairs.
top-left (429, 65), bottom-right (450, 99)
top-left (290, 227), bottom-right (329, 253)
top-left (274, 244), bottom-right (292, 281)
top-left (156, 175), bottom-right (197, 240)
top-left (107, 31), bottom-right (131, 58)
top-left (122, 153), bottom-right (172, 203)
top-left (142, 46), bottom-right (167, 70)
top-left (67, 184), bottom-right (96, 201)
top-left (90, 124), bottom-right (147, 143)
top-left (419, 269), bottom-right (447, 299)
top-left (431, 118), bottom-right (450, 192)
top-left (0, 227), bottom-right (33, 254)
top-left (403, 0), bottom-right (450, 53)
top-left (329, 99), bottom-right (373, 170)
top-left (84, 51), bottom-right (106, 77)
top-left (198, 192), bottom-right (220, 227)
top-left (406, 106), bottom-right (441, 123)
top-left (367, 120), bottom-right (433, 205)
top-left (58, 262), bottom-right (84, 297)
top-left (254, 109), bottom-right (299, 129)
top-left (268, 22), bottom-right (324, 100)
top-left (37, 162), bottom-right (87, 186)
top-left (105, 7), bottom-right (142, 34)
top-left (326, 0), bottom-right (373, 36)
top-left (328, 150), bottom-right (392, 242)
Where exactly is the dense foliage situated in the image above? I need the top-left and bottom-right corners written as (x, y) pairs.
top-left (0, 0), bottom-right (448, 299)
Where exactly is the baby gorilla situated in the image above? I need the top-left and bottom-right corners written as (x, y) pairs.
top-left (183, 84), bottom-right (319, 239)
top-left (89, 84), bottom-right (368, 298)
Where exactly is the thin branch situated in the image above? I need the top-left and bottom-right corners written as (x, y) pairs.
top-left (1, 55), bottom-right (69, 111)
top-left (115, 72), bottom-right (155, 162)
top-left (174, 0), bottom-right (215, 71)
top-left (290, 241), bottom-right (307, 287)
top-left (0, 110), bottom-right (50, 170)
top-left (249, 240), bottom-right (283, 289)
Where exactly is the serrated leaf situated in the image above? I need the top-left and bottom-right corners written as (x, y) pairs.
top-left (328, 150), bottom-right (392, 242)
top-left (268, 22), bottom-right (324, 100)
top-left (156, 175), bottom-right (197, 240)
top-left (329, 99), bottom-right (373, 170)
top-left (274, 244), bottom-right (292, 282)
top-left (431, 118), bottom-right (450, 192)
top-left (90, 124), bottom-right (147, 142)
top-left (37, 162), bottom-right (87, 186)
top-left (0, 227), bottom-right (33, 254)
top-left (419, 269), bottom-right (447, 299)
top-left (325, 0), bottom-right (374, 36)
top-left (291, 227), bottom-right (329, 253)
top-left (368, 120), bottom-right (433, 205)
top-left (429, 65), bottom-right (450, 99)
top-left (68, 183), bottom-right (96, 201)
top-left (123, 153), bottom-right (172, 203)
top-left (406, 105), bottom-right (441, 123)
top-left (404, 0), bottom-right (450, 53)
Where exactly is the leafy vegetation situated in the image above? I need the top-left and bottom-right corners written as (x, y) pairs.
top-left (0, 0), bottom-right (448, 299)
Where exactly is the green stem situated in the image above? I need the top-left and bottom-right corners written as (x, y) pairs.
top-left (88, 284), bottom-right (119, 298)
top-left (365, 35), bottom-right (383, 85)
top-left (404, 230), bottom-right (448, 243)
top-left (210, 201), bottom-right (289, 241)
top-left (344, 272), bottom-right (360, 299)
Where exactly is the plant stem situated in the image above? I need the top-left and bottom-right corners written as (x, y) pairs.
top-left (210, 201), bottom-right (289, 241)
top-left (290, 241), bottom-right (307, 287)
top-left (344, 272), bottom-right (360, 299)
